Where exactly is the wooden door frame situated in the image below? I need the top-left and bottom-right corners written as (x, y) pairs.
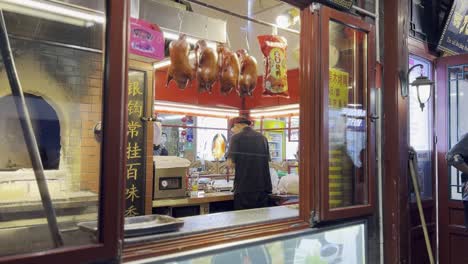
top-left (436, 53), bottom-right (468, 264)
top-left (382, 0), bottom-right (410, 263)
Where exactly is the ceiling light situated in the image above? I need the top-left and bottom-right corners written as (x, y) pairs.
top-left (154, 101), bottom-right (239, 118)
top-left (0, 0), bottom-right (105, 27)
top-left (275, 14), bottom-right (290, 28)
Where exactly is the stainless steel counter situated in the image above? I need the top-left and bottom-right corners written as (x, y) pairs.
top-left (125, 205), bottom-right (299, 245)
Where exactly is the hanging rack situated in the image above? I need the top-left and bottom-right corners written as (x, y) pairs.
top-left (184, 0), bottom-right (300, 35)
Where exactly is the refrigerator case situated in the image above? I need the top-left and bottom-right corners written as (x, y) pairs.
top-left (262, 120), bottom-right (286, 162)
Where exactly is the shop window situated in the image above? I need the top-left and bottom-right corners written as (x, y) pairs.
top-left (408, 55), bottom-right (433, 201)
top-left (327, 21), bottom-right (369, 209)
top-left (448, 64), bottom-right (468, 200)
top-left (0, 0), bottom-right (125, 260)
top-left (149, 0), bottom-right (301, 241)
top-left (316, 6), bottom-right (376, 221)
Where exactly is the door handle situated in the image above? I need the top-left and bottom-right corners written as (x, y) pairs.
top-left (141, 116), bottom-right (157, 122)
top-left (369, 114), bottom-right (379, 122)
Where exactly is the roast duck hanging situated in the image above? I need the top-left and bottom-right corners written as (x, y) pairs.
top-left (167, 34), bottom-right (194, 89)
top-left (217, 44), bottom-right (240, 95)
top-left (195, 40), bottom-right (218, 93)
top-left (236, 49), bottom-right (258, 97)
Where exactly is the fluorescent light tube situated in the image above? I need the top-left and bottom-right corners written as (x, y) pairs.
top-left (0, 0), bottom-right (105, 27)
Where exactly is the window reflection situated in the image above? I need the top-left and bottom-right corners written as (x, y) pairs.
top-left (328, 20), bottom-right (368, 208)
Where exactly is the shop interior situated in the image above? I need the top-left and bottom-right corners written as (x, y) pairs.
top-left (150, 0), bottom-right (301, 217)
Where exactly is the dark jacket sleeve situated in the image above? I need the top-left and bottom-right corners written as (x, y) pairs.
top-left (446, 133), bottom-right (468, 166)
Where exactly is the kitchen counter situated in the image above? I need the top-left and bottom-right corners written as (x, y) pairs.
top-left (125, 205), bottom-right (299, 245)
top-left (153, 192), bottom-right (233, 208)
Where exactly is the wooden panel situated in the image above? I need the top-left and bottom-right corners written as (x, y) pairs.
top-left (410, 225), bottom-right (436, 264)
top-left (450, 233), bottom-right (468, 264)
top-left (129, 60), bottom-right (155, 216)
top-left (449, 207), bottom-right (465, 226)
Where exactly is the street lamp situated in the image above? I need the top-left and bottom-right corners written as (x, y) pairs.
top-left (400, 64), bottom-right (434, 111)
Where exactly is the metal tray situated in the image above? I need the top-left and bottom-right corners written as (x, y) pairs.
top-left (78, 214), bottom-right (184, 238)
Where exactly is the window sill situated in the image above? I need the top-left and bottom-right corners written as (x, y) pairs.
top-left (123, 205), bottom-right (307, 261)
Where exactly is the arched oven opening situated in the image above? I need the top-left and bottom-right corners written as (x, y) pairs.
top-left (0, 93), bottom-right (61, 170)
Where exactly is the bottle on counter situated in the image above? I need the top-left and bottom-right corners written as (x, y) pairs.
top-left (191, 171), bottom-right (199, 197)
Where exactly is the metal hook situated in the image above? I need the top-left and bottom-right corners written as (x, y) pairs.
top-left (240, 27), bottom-right (250, 52)
top-left (177, 10), bottom-right (185, 35)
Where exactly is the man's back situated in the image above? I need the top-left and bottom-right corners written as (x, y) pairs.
top-left (229, 127), bottom-right (272, 194)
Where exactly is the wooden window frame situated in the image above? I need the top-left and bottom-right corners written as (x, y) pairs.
top-left (0, 0), bottom-right (129, 263)
top-left (317, 6), bottom-right (376, 221)
top-left (123, 2), bottom-right (317, 262)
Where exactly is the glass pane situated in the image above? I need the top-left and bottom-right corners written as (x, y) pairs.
top-left (0, 0), bottom-right (105, 256)
top-left (147, 0), bottom-right (300, 238)
top-left (328, 20), bottom-right (368, 209)
top-left (449, 64), bottom-right (468, 200)
top-left (157, 223), bottom-right (366, 264)
top-left (408, 55), bottom-right (433, 201)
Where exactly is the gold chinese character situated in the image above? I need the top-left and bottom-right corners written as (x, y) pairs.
top-left (127, 163), bottom-right (141, 180)
top-left (128, 121), bottom-right (142, 139)
top-left (126, 184), bottom-right (140, 202)
top-left (453, 12), bottom-right (463, 30)
top-left (128, 81), bottom-right (143, 97)
top-left (128, 100), bottom-right (143, 117)
top-left (460, 15), bottom-right (468, 35)
top-left (127, 142), bottom-right (142, 159)
top-left (124, 205), bottom-right (139, 217)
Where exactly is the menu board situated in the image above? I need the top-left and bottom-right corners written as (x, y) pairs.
top-left (329, 68), bottom-right (349, 109)
top-left (438, 0), bottom-right (468, 55)
top-left (125, 70), bottom-right (147, 217)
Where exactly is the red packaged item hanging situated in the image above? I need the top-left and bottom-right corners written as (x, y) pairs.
top-left (257, 35), bottom-right (289, 97)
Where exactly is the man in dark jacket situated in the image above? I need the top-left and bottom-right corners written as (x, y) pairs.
top-left (227, 117), bottom-right (272, 210)
top-left (446, 133), bottom-right (468, 229)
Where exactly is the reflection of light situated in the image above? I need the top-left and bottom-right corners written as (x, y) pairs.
top-left (159, 115), bottom-right (185, 120)
top-left (153, 53), bottom-right (196, 69)
top-left (276, 15), bottom-right (290, 28)
top-left (162, 31), bottom-right (217, 50)
top-left (250, 109), bottom-right (299, 118)
top-left (250, 104), bottom-right (300, 118)
top-left (250, 104), bottom-right (300, 113)
top-left (155, 101), bottom-right (239, 117)
top-left (0, 0), bottom-right (105, 27)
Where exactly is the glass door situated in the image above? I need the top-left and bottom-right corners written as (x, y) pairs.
top-left (318, 6), bottom-right (376, 221)
top-left (437, 54), bottom-right (468, 264)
